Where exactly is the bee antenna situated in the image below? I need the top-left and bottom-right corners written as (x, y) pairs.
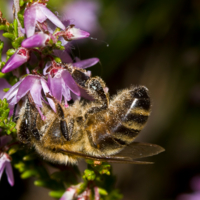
top-left (89, 37), bottom-right (109, 47)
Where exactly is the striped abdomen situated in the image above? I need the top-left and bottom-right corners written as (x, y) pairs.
top-left (109, 86), bottom-right (151, 145)
top-left (87, 86), bottom-right (151, 154)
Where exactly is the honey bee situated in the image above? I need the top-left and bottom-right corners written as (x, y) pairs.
top-left (16, 65), bottom-right (164, 164)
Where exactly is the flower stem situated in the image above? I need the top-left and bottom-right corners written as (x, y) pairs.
top-left (13, 0), bottom-right (24, 37)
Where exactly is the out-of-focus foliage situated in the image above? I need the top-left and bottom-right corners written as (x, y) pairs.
top-left (1, 0), bottom-right (200, 200)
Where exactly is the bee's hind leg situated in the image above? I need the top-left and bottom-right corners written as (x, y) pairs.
top-left (64, 65), bottom-right (109, 117)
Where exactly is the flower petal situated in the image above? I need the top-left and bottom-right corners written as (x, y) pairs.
top-left (3, 79), bottom-right (23, 101)
top-left (62, 71), bottom-right (80, 96)
top-left (38, 4), bottom-right (65, 30)
top-left (60, 188), bottom-right (76, 200)
top-left (24, 5), bottom-right (37, 37)
top-left (62, 81), bottom-right (71, 101)
top-left (73, 58), bottom-right (99, 69)
top-left (48, 75), bottom-right (62, 102)
top-left (54, 50), bottom-right (73, 63)
top-left (30, 79), bottom-right (42, 107)
top-left (41, 78), bottom-right (56, 112)
top-left (21, 32), bottom-right (50, 48)
top-left (65, 26), bottom-right (90, 40)
top-left (71, 92), bottom-right (81, 102)
top-left (16, 75), bottom-right (37, 102)
top-left (0, 160), bottom-right (6, 180)
top-left (8, 95), bottom-right (18, 105)
top-left (5, 162), bottom-right (14, 186)
top-left (2, 48), bottom-right (29, 73)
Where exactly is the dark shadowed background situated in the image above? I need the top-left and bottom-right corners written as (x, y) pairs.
top-left (1, 0), bottom-right (200, 199)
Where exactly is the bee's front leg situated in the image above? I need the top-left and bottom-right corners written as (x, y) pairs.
top-left (64, 64), bottom-right (109, 116)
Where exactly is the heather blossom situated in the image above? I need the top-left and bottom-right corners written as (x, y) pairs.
top-left (60, 185), bottom-right (100, 200)
top-left (0, 0), bottom-right (114, 198)
top-left (21, 32), bottom-right (51, 48)
top-left (44, 57), bottom-right (99, 106)
top-left (24, 2), bottom-right (65, 38)
top-left (3, 74), bottom-right (56, 119)
top-left (0, 135), bottom-right (14, 186)
top-left (2, 47), bottom-right (30, 73)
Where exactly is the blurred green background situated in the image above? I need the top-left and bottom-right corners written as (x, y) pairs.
top-left (1, 0), bottom-right (200, 199)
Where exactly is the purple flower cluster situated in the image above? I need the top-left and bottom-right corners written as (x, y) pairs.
top-left (0, 0), bottom-right (100, 187)
top-left (2, 1), bottom-right (99, 118)
top-left (0, 135), bottom-right (14, 186)
top-left (60, 185), bottom-right (100, 200)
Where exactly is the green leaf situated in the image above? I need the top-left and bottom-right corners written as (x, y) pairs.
top-left (14, 162), bottom-right (27, 173)
top-left (55, 40), bottom-right (65, 50)
top-left (0, 41), bottom-right (4, 61)
top-left (18, 13), bottom-right (24, 27)
top-left (3, 88), bottom-right (10, 92)
top-left (77, 182), bottom-right (87, 195)
top-left (13, 19), bottom-right (18, 37)
top-left (83, 169), bottom-right (96, 181)
top-left (0, 62), bottom-right (5, 69)
top-left (12, 36), bottom-right (25, 48)
top-left (23, 153), bottom-right (37, 161)
top-left (21, 169), bottom-right (38, 179)
top-left (8, 146), bottom-right (19, 155)
top-left (3, 33), bottom-right (15, 40)
top-left (54, 57), bottom-right (62, 63)
top-left (8, 24), bottom-right (14, 33)
top-left (19, 0), bottom-right (25, 6)
top-left (34, 179), bottom-right (62, 190)
top-left (49, 190), bottom-right (65, 198)
top-left (98, 188), bottom-right (108, 196)
top-left (6, 49), bottom-right (16, 56)
top-left (0, 25), bottom-right (7, 31)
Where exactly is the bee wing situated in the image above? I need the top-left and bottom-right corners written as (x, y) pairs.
top-left (116, 142), bottom-right (165, 159)
top-left (57, 148), bottom-right (157, 164)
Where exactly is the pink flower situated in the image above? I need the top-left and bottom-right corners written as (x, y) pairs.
top-left (3, 75), bottom-right (56, 119)
top-left (24, 3), bottom-right (65, 38)
top-left (63, 25), bottom-right (90, 41)
top-left (1, 47), bottom-right (30, 73)
top-left (0, 135), bottom-right (14, 186)
top-left (60, 186), bottom-right (92, 200)
top-left (44, 58), bottom-right (99, 106)
top-left (21, 32), bottom-right (50, 48)
top-left (60, 187), bottom-right (76, 200)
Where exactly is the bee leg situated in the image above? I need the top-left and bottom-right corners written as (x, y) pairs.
top-left (12, 104), bottom-right (19, 122)
top-left (65, 65), bottom-right (109, 116)
top-left (27, 93), bottom-right (41, 141)
top-left (18, 98), bottom-right (31, 143)
top-left (46, 93), bottom-right (71, 141)
top-left (84, 77), bottom-right (109, 117)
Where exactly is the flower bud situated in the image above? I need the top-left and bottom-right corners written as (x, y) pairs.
top-left (2, 47), bottom-right (30, 73)
top-left (21, 32), bottom-right (50, 48)
top-left (63, 25), bottom-right (90, 41)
